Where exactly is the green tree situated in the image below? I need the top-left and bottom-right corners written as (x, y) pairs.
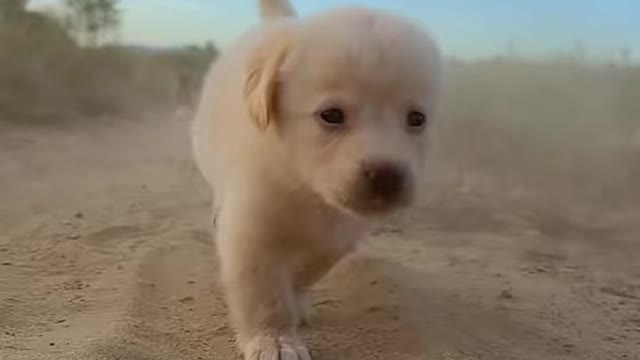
top-left (63, 0), bottom-right (120, 47)
top-left (203, 41), bottom-right (218, 58)
top-left (619, 47), bottom-right (632, 65)
top-left (0, 0), bottom-right (28, 24)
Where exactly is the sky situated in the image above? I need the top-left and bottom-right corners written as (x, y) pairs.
top-left (30, 0), bottom-right (640, 61)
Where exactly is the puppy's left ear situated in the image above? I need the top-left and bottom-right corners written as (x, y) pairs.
top-left (244, 32), bottom-right (292, 130)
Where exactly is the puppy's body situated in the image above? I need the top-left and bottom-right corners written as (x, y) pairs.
top-left (191, 1), bottom-right (442, 358)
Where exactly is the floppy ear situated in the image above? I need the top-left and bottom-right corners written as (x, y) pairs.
top-left (243, 33), bottom-right (291, 130)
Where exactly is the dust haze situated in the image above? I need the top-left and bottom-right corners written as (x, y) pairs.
top-left (1, 1), bottom-right (639, 359)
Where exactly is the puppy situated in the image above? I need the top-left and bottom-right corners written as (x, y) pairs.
top-left (191, 0), bottom-right (443, 358)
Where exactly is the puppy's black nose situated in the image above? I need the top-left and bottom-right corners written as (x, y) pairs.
top-left (362, 162), bottom-right (406, 202)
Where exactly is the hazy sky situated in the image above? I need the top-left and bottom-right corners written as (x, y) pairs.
top-left (31, 0), bottom-right (640, 61)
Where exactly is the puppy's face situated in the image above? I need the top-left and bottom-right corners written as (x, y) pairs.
top-left (244, 8), bottom-right (443, 218)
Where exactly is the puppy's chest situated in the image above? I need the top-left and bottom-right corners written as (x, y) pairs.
top-left (285, 214), bottom-right (364, 287)
top-left (283, 211), bottom-right (364, 260)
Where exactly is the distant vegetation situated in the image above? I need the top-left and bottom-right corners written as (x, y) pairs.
top-left (0, 0), bottom-right (217, 121)
top-left (430, 57), bottom-right (640, 217)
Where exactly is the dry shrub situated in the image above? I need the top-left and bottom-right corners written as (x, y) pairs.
top-left (0, 12), bottom-right (215, 122)
top-left (428, 58), bottom-right (640, 219)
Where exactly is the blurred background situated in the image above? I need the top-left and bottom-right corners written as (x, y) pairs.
top-left (3, 0), bottom-right (639, 218)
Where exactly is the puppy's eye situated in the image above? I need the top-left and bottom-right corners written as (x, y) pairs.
top-left (407, 111), bottom-right (427, 130)
top-left (319, 108), bottom-right (345, 126)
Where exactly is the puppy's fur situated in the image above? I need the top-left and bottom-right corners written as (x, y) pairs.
top-left (191, 1), bottom-right (443, 358)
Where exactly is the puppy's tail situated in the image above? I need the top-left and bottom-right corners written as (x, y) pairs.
top-left (259, 0), bottom-right (296, 21)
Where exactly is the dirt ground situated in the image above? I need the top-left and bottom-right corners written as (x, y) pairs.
top-left (1, 114), bottom-right (639, 360)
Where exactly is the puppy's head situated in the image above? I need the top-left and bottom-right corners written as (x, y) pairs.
top-left (244, 7), bottom-right (443, 218)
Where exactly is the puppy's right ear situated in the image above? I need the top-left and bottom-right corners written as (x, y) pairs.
top-left (243, 32), bottom-right (292, 130)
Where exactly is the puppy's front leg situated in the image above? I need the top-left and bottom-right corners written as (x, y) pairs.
top-left (216, 209), bottom-right (312, 360)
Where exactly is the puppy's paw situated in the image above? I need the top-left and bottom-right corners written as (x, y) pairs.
top-left (295, 291), bottom-right (312, 327)
top-left (244, 334), bottom-right (312, 360)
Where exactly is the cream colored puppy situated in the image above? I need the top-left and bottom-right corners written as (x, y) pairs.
top-left (191, 0), bottom-right (443, 358)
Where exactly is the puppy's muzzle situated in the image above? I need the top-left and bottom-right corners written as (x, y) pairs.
top-left (363, 162), bottom-right (405, 201)
top-left (353, 161), bottom-right (412, 214)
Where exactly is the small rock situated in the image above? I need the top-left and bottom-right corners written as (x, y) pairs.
top-left (116, 264), bottom-right (124, 270)
top-left (68, 233), bottom-right (80, 240)
top-left (369, 280), bottom-right (378, 286)
top-left (179, 296), bottom-right (195, 304)
top-left (54, 319), bottom-right (66, 324)
top-left (214, 323), bottom-right (228, 332)
top-left (313, 299), bottom-right (335, 307)
top-left (74, 212), bottom-right (84, 219)
top-left (187, 280), bottom-right (196, 284)
top-left (500, 288), bottom-right (514, 299)
top-left (1, 262), bottom-right (12, 266)
top-left (600, 286), bottom-right (638, 300)
top-left (49, 342), bottom-right (55, 346)
top-left (62, 220), bottom-right (73, 226)
top-left (366, 305), bottom-right (382, 313)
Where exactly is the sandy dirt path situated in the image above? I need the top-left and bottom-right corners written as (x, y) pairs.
top-left (1, 115), bottom-right (639, 360)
